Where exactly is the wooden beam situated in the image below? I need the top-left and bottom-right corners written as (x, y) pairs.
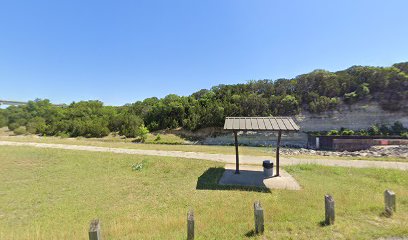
top-left (234, 131), bottom-right (240, 174)
top-left (276, 131), bottom-right (282, 176)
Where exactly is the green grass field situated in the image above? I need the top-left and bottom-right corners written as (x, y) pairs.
top-left (1, 146), bottom-right (407, 239)
top-left (0, 134), bottom-right (407, 163)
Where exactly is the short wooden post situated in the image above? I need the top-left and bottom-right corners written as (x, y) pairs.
top-left (324, 195), bottom-right (335, 225)
top-left (89, 219), bottom-right (101, 240)
top-left (384, 190), bottom-right (396, 217)
top-left (187, 209), bottom-right (194, 240)
top-left (254, 201), bottom-right (264, 234)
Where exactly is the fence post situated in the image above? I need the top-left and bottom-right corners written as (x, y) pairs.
top-left (187, 209), bottom-right (194, 240)
top-left (254, 201), bottom-right (264, 234)
top-left (384, 190), bottom-right (396, 217)
top-left (324, 195), bottom-right (335, 225)
top-left (89, 219), bottom-right (101, 240)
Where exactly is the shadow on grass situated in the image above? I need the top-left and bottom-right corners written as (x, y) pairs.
top-left (196, 167), bottom-right (271, 193)
top-left (319, 220), bottom-right (328, 227)
top-left (244, 230), bottom-right (258, 238)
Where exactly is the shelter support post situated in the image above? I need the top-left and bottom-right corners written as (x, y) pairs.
top-left (234, 131), bottom-right (239, 174)
top-left (275, 130), bottom-right (282, 177)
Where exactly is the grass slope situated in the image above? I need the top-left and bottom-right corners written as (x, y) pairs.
top-left (0, 146), bottom-right (407, 239)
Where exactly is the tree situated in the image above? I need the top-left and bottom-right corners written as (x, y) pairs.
top-left (391, 121), bottom-right (406, 135)
top-left (137, 124), bottom-right (149, 142)
top-left (119, 113), bottom-right (144, 138)
top-left (26, 117), bottom-right (47, 134)
top-left (278, 95), bottom-right (300, 115)
top-left (0, 112), bottom-right (7, 128)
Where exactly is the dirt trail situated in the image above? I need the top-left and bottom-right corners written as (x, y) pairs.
top-left (1, 141), bottom-right (408, 170)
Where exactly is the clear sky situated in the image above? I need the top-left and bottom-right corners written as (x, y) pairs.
top-left (1, 0), bottom-right (407, 106)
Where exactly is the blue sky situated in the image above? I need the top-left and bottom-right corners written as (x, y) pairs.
top-left (1, 0), bottom-right (407, 106)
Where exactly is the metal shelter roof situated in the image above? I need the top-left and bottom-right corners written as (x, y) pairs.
top-left (224, 117), bottom-right (300, 131)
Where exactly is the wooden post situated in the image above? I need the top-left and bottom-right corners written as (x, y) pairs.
top-left (234, 131), bottom-right (240, 174)
top-left (254, 201), bottom-right (264, 234)
top-left (187, 209), bottom-right (194, 240)
top-left (89, 219), bottom-right (101, 240)
top-left (275, 131), bottom-right (282, 176)
top-left (384, 190), bottom-right (396, 217)
top-left (324, 195), bottom-right (335, 225)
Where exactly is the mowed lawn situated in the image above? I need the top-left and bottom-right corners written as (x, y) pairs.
top-left (1, 146), bottom-right (408, 239)
top-left (1, 135), bottom-right (407, 163)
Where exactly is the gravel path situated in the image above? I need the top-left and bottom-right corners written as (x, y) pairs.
top-left (1, 141), bottom-right (408, 170)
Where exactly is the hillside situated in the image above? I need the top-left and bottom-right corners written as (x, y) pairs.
top-left (0, 62), bottom-right (407, 139)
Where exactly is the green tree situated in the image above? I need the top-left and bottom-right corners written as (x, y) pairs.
top-left (278, 95), bottom-right (299, 115)
top-left (137, 124), bottom-right (149, 143)
top-left (26, 117), bottom-right (47, 134)
top-left (0, 112), bottom-right (7, 128)
top-left (119, 113), bottom-right (144, 138)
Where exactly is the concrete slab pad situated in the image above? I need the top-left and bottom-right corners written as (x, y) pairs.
top-left (219, 164), bottom-right (301, 190)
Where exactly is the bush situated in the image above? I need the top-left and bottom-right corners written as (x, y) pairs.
top-left (119, 114), bottom-right (144, 138)
top-left (137, 124), bottom-right (149, 143)
top-left (8, 122), bottom-right (20, 131)
top-left (154, 134), bottom-right (161, 141)
top-left (401, 132), bottom-right (408, 138)
top-left (327, 130), bottom-right (339, 136)
top-left (131, 162), bottom-right (144, 171)
top-left (0, 114), bottom-right (7, 128)
top-left (356, 83), bottom-right (370, 98)
top-left (13, 126), bottom-right (27, 135)
top-left (278, 95), bottom-right (300, 115)
top-left (392, 121), bottom-right (406, 135)
top-left (344, 91), bottom-right (358, 104)
top-left (56, 132), bottom-right (70, 138)
top-left (340, 129), bottom-right (355, 136)
top-left (368, 125), bottom-right (381, 136)
top-left (308, 96), bottom-right (339, 113)
top-left (26, 117), bottom-right (47, 134)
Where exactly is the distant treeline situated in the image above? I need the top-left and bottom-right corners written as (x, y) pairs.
top-left (0, 62), bottom-right (407, 138)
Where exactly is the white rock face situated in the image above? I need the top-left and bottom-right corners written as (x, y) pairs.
top-left (201, 102), bottom-right (408, 147)
top-left (296, 102), bottom-right (408, 132)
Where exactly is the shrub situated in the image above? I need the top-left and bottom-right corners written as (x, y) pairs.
top-left (344, 91), bottom-right (358, 104)
top-left (278, 95), bottom-right (300, 115)
top-left (56, 132), bottom-right (70, 138)
top-left (0, 114), bottom-right (7, 128)
top-left (13, 126), bottom-right (27, 135)
top-left (356, 83), bottom-right (370, 98)
top-left (327, 130), bottom-right (339, 136)
top-left (132, 162), bottom-right (144, 171)
top-left (137, 124), bottom-right (149, 143)
top-left (26, 117), bottom-right (47, 134)
top-left (401, 132), bottom-right (408, 138)
top-left (155, 134), bottom-right (161, 141)
top-left (308, 96), bottom-right (339, 113)
top-left (357, 129), bottom-right (369, 136)
top-left (8, 122), bottom-right (20, 131)
top-left (392, 121), bottom-right (406, 135)
top-left (119, 114), bottom-right (144, 138)
top-left (368, 125), bottom-right (380, 136)
top-left (340, 129), bottom-right (355, 136)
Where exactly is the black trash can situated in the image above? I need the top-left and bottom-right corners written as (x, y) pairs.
top-left (262, 160), bottom-right (273, 178)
